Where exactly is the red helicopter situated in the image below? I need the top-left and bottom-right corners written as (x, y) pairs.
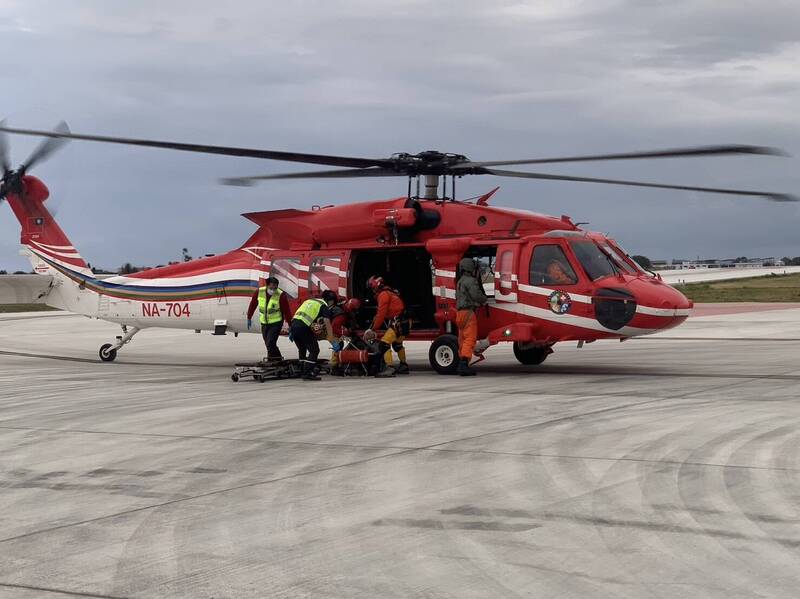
top-left (0, 122), bottom-right (794, 372)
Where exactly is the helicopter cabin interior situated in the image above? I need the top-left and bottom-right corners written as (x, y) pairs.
top-left (350, 248), bottom-right (438, 331)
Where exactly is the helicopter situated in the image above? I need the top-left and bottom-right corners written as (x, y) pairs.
top-left (0, 122), bottom-right (795, 373)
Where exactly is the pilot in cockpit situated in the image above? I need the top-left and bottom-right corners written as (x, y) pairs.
top-left (546, 259), bottom-right (577, 285)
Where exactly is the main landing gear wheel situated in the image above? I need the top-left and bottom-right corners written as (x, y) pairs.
top-left (99, 343), bottom-right (117, 362)
top-left (513, 342), bottom-right (551, 366)
top-left (429, 334), bottom-right (459, 375)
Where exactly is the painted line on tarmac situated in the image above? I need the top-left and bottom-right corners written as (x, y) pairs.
top-left (0, 581), bottom-right (129, 599)
top-left (0, 349), bottom-right (225, 368)
top-left (0, 349), bottom-right (100, 363)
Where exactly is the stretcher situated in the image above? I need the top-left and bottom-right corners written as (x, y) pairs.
top-left (231, 359), bottom-right (330, 382)
top-left (331, 337), bottom-right (384, 377)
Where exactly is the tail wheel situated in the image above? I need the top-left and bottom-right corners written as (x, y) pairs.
top-left (429, 334), bottom-right (460, 375)
top-left (99, 343), bottom-right (117, 362)
top-left (512, 342), bottom-right (551, 366)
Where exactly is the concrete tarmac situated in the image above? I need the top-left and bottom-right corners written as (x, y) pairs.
top-left (1, 308), bottom-right (800, 598)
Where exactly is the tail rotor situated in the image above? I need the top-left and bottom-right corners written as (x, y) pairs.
top-left (0, 120), bottom-right (70, 204)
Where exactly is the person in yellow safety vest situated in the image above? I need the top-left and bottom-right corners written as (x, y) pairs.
top-left (246, 276), bottom-right (291, 360)
top-left (290, 289), bottom-right (341, 381)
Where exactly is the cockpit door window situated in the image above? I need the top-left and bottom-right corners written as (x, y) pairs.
top-left (530, 245), bottom-right (579, 286)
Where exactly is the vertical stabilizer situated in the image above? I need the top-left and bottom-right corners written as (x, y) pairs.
top-left (5, 175), bottom-right (92, 276)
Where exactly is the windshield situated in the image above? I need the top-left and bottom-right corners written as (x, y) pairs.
top-left (609, 242), bottom-right (648, 273)
top-left (600, 243), bottom-right (638, 274)
top-left (569, 240), bottom-right (618, 280)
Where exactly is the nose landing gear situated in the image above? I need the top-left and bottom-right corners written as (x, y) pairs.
top-left (99, 325), bottom-right (140, 362)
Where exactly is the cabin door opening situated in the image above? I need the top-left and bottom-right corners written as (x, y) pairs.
top-left (351, 248), bottom-right (437, 330)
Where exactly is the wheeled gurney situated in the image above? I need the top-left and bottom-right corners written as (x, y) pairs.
top-left (231, 359), bottom-right (330, 382)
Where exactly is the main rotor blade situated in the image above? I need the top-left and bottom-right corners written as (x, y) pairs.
top-left (221, 167), bottom-right (402, 186)
top-left (463, 145), bottom-right (788, 168)
top-left (0, 119), bottom-right (10, 173)
top-left (0, 124), bottom-right (392, 169)
top-left (22, 121), bottom-right (71, 172)
top-left (483, 168), bottom-right (798, 202)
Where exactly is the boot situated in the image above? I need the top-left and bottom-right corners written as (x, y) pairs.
top-left (301, 361), bottom-right (321, 381)
top-left (395, 362), bottom-right (410, 375)
top-left (375, 365), bottom-right (396, 378)
top-left (457, 358), bottom-right (477, 376)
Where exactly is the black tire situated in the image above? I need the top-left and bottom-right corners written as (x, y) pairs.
top-left (429, 334), bottom-right (460, 375)
top-left (513, 342), bottom-right (551, 366)
top-left (231, 373), bottom-right (240, 382)
top-left (254, 375), bottom-right (265, 383)
top-left (99, 343), bottom-right (117, 362)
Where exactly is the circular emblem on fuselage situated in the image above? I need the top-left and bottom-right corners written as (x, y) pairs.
top-left (548, 290), bottom-right (572, 314)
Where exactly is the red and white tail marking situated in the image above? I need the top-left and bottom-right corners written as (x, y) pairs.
top-left (4, 175), bottom-right (92, 276)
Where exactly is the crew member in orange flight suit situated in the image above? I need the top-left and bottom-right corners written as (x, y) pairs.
top-left (364, 276), bottom-right (410, 377)
top-left (455, 257), bottom-right (488, 376)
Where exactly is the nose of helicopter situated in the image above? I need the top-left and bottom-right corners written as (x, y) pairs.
top-left (627, 276), bottom-right (693, 330)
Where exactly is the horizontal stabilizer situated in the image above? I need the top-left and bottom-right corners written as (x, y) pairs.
top-left (0, 274), bottom-right (53, 304)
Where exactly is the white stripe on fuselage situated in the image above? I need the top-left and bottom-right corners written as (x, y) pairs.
top-left (108, 268), bottom-right (256, 287)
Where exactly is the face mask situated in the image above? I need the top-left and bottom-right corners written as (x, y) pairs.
top-left (267, 288), bottom-right (276, 296)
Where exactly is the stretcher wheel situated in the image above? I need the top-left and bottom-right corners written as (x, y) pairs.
top-left (429, 334), bottom-right (459, 375)
top-left (99, 343), bottom-right (117, 362)
top-left (254, 375), bottom-right (265, 382)
top-left (231, 373), bottom-right (240, 382)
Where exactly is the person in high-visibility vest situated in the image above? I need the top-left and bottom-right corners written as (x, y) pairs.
top-left (290, 289), bottom-right (341, 381)
top-left (246, 276), bottom-right (291, 360)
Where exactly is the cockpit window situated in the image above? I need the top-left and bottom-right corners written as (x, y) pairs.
top-left (569, 240), bottom-right (617, 281)
top-left (600, 243), bottom-right (638, 274)
top-left (609, 242), bottom-right (647, 273)
top-left (530, 245), bottom-right (578, 286)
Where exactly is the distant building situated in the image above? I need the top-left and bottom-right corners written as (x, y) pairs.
top-left (655, 256), bottom-right (785, 270)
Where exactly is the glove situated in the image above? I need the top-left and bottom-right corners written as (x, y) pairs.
top-left (363, 328), bottom-right (376, 341)
top-left (331, 341), bottom-right (343, 352)
top-left (246, 318), bottom-right (252, 330)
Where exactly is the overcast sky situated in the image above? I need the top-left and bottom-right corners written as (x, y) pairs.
top-left (1, 0), bottom-right (798, 271)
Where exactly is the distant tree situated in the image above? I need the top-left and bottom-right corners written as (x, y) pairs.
top-left (632, 255), bottom-right (652, 269)
top-left (118, 263), bottom-right (144, 274)
top-left (734, 256), bottom-right (748, 263)
top-left (0, 270), bottom-right (6, 275)
top-left (13, 270), bottom-right (26, 274)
